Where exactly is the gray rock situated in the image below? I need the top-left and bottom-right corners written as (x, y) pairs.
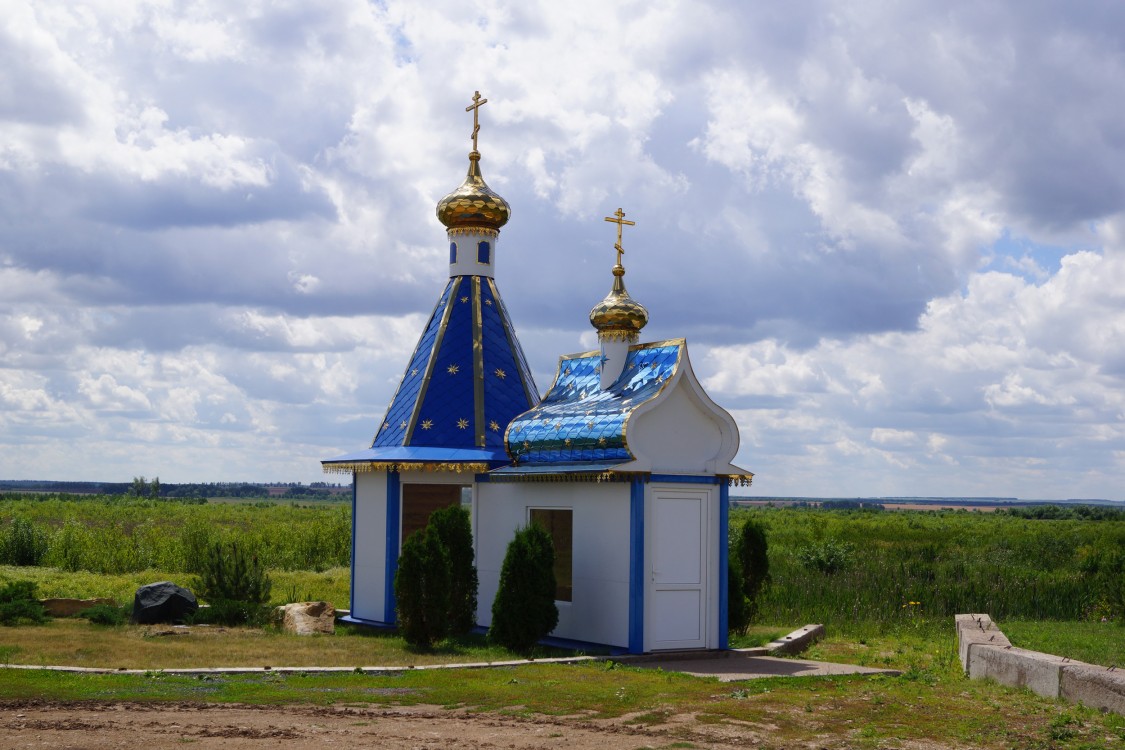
top-left (132, 581), bottom-right (198, 624)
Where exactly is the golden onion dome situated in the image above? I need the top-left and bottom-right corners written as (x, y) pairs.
top-left (436, 151), bottom-right (510, 231)
top-left (589, 264), bottom-right (649, 340)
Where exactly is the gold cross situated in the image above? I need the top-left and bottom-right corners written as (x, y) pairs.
top-left (466, 91), bottom-right (488, 152)
top-left (604, 208), bottom-right (635, 266)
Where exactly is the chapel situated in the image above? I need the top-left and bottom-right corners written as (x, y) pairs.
top-left (323, 93), bottom-right (752, 653)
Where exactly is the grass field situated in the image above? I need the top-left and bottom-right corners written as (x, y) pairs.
top-left (1, 655), bottom-right (1123, 748)
top-left (2, 494), bottom-right (1124, 748)
top-left (734, 506), bottom-right (1125, 626)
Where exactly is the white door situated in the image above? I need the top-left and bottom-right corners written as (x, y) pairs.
top-left (648, 487), bottom-right (710, 650)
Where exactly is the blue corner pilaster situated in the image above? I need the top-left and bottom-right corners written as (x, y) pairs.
top-left (718, 481), bottom-right (730, 650)
top-left (384, 472), bottom-right (401, 625)
top-left (628, 477), bottom-right (645, 654)
top-left (349, 473), bottom-right (358, 614)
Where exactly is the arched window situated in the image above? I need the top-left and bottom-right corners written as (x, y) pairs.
top-left (449, 242), bottom-right (457, 263)
top-left (477, 241), bottom-right (490, 264)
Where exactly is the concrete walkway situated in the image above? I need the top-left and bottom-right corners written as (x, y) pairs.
top-left (626, 650), bottom-right (901, 681)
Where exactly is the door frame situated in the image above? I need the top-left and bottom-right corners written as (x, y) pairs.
top-left (644, 482), bottom-right (717, 651)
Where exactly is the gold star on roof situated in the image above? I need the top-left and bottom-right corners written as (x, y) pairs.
top-left (489, 420), bottom-right (500, 432)
top-left (485, 298), bottom-right (492, 306)
top-left (598, 437), bottom-right (606, 445)
top-left (421, 419), bottom-right (433, 430)
top-left (447, 364), bottom-right (460, 374)
top-left (587, 421), bottom-right (594, 429)
top-left (400, 420), bottom-right (408, 429)
top-left (381, 421), bottom-right (389, 430)
top-left (564, 438), bottom-right (572, 447)
top-left (554, 422), bottom-right (562, 431)
top-left (457, 418), bottom-right (469, 430)
top-left (410, 368), bottom-right (419, 376)
top-left (460, 296), bottom-right (469, 303)
top-left (523, 440), bottom-right (530, 449)
top-left (494, 368), bottom-right (506, 379)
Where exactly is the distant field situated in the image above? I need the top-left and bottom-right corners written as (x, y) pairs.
top-left (733, 505), bottom-right (1125, 629)
top-left (1, 495), bottom-right (1122, 631)
top-left (882, 503), bottom-right (999, 512)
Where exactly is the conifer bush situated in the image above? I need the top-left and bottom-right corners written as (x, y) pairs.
top-left (736, 519), bottom-right (771, 622)
top-left (427, 505), bottom-right (478, 636)
top-left (727, 556), bottom-right (751, 634)
top-left (192, 541), bottom-right (272, 625)
top-left (394, 528), bottom-right (452, 649)
top-left (0, 580), bottom-right (48, 626)
top-left (489, 524), bottom-right (558, 653)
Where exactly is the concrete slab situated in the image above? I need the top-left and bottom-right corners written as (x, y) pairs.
top-left (766, 623), bottom-right (825, 655)
top-left (631, 652), bottom-right (901, 681)
top-left (955, 613), bottom-right (1011, 671)
top-left (1060, 663), bottom-right (1125, 716)
top-left (969, 644), bottom-right (1064, 700)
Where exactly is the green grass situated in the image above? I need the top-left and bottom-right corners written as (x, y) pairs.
top-left (1000, 619), bottom-right (1125, 667)
top-left (733, 506), bottom-right (1125, 625)
top-left (0, 565), bottom-right (350, 608)
top-left (0, 618), bottom-right (581, 670)
top-left (0, 496), bottom-right (351, 573)
top-left (0, 660), bottom-right (1121, 748)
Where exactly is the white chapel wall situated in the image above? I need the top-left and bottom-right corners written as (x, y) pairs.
top-left (475, 481), bottom-right (632, 648)
top-left (629, 383), bottom-right (726, 473)
top-left (352, 471), bottom-right (389, 622)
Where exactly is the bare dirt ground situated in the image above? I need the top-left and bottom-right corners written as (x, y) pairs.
top-left (0, 700), bottom-right (778, 750)
top-left (0, 698), bottom-right (984, 749)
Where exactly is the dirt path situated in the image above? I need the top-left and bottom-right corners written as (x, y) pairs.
top-left (1, 700), bottom-right (774, 749)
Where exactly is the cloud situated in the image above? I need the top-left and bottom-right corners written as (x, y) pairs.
top-left (0, 0), bottom-right (1122, 498)
top-left (702, 241), bottom-right (1125, 498)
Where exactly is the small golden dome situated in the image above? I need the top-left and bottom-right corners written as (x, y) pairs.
top-left (590, 264), bottom-right (648, 340)
top-left (436, 151), bottom-right (510, 231)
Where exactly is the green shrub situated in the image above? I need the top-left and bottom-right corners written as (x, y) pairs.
top-left (1080, 545), bottom-right (1125, 622)
top-left (427, 505), bottom-right (478, 636)
top-left (46, 520), bottom-right (89, 572)
top-left (797, 538), bottom-right (854, 575)
top-left (394, 528), bottom-right (452, 650)
top-left (79, 603), bottom-right (129, 626)
top-left (735, 519), bottom-right (771, 621)
top-left (0, 580), bottom-right (48, 626)
top-left (192, 541), bottom-right (272, 625)
top-left (727, 556), bottom-right (750, 634)
top-left (189, 600), bottom-right (270, 627)
top-left (0, 518), bottom-right (49, 567)
top-left (490, 524), bottom-right (558, 654)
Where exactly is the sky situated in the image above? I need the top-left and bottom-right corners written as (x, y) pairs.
top-left (1, 1), bottom-right (1123, 500)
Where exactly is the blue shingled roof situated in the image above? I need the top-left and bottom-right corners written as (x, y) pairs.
top-left (326, 275), bottom-right (538, 466)
top-left (505, 340), bottom-right (685, 465)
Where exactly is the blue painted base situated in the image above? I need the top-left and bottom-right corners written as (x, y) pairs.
top-left (338, 615), bottom-right (397, 630)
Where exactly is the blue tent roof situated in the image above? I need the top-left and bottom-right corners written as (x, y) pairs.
top-left (323, 274), bottom-right (538, 471)
top-left (505, 340), bottom-right (684, 465)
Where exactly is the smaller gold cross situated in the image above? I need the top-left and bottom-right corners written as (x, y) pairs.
top-left (604, 208), bottom-right (635, 267)
top-left (466, 91), bottom-right (488, 152)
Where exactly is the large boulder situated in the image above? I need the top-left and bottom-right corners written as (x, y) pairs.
top-left (132, 581), bottom-right (198, 624)
top-left (273, 601), bottom-right (335, 635)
